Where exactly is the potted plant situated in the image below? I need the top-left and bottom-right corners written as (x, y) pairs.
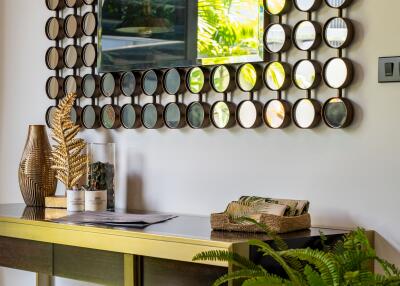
top-left (194, 219), bottom-right (400, 286)
top-left (51, 93), bottom-right (87, 212)
top-left (84, 160), bottom-right (111, 212)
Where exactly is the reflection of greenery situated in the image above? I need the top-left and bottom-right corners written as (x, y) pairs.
top-left (188, 68), bottom-right (205, 94)
top-left (238, 64), bottom-right (257, 91)
top-left (265, 0), bottom-right (285, 14)
top-left (213, 66), bottom-right (230, 92)
top-left (266, 62), bottom-right (285, 89)
top-left (213, 102), bottom-right (230, 127)
top-left (198, 0), bottom-right (263, 64)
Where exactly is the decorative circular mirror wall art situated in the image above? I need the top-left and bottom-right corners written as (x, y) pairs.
top-left (44, 0), bottom-right (357, 131)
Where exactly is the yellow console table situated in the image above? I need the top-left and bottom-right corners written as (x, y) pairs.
top-left (0, 204), bottom-right (349, 286)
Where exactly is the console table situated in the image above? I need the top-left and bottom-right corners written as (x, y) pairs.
top-left (0, 204), bottom-right (351, 286)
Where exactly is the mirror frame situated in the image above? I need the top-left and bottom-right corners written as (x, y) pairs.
top-left (264, 0), bottom-right (292, 15)
top-left (264, 99), bottom-right (292, 129)
top-left (82, 43), bottom-right (97, 67)
top-left (46, 76), bottom-right (64, 100)
top-left (46, 17), bottom-right (65, 40)
top-left (292, 98), bottom-right (322, 129)
top-left (163, 102), bottom-right (187, 129)
top-left (63, 75), bottom-right (82, 97)
top-left (163, 68), bottom-right (186, 95)
top-left (236, 100), bottom-right (263, 129)
top-left (323, 57), bottom-right (354, 89)
top-left (64, 14), bottom-right (83, 39)
top-left (100, 73), bottom-right (121, 97)
top-left (185, 67), bottom-right (211, 94)
top-left (100, 104), bottom-right (121, 129)
top-left (82, 105), bottom-right (101, 129)
top-left (293, 59), bottom-right (322, 90)
top-left (63, 45), bottom-right (83, 69)
top-left (294, 0), bottom-right (322, 12)
top-left (82, 12), bottom-right (98, 37)
top-left (186, 102), bottom-right (211, 129)
top-left (211, 101), bottom-right (236, 129)
top-left (264, 61), bottom-right (292, 91)
top-left (325, 0), bottom-right (353, 9)
top-left (121, 103), bottom-right (142, 129)
top-left (46, 47), bottom-right (64, 70)
top-left (210, 65), bottom-right (236, 93)
top-left (293, 20), bottom-right (322, 51)
top-left (323, 17), bottom-right (354, 49)
top-left (323, 97), bottom-right (354, 128)
top-left (141, 70), bottom-right (163, 96)
top-left (263, 23), bottom-right (292, 54)
top-left (141, 103), bottom-right (165, 129)
top-left (46, 0), bottom-right (65, 11)
top-left (82, 74), bottom-right (100, 98)
top-left (236, 63), bottom-right (263, 92)
top-left (120, 71), bottom-right (141, 97)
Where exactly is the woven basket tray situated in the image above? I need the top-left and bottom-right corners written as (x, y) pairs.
top-left (211, 213), bottom-right (311, 234)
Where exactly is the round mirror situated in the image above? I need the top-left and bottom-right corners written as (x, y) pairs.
top-left (46, 17), bottom-right (64, 40)
top-left (121, 104), bottom-right (141, 129)
top-left (83, 0), bottom-right (97, 4)
top-left (237, 64), bottom-right (260, 92)
top-left (65, 0), bottom-right (84, 8)
top-left (293, 98), bottom-right (321, 129)
top-left (264, 99), bottom-right (291, 129)
top-left (142, 103), bottom-right (164, 129)
top-left (211, 65), bottom-right (233, 93)
top-left (323, 97), bottom-right (353, 128)
top-left (294, 0), bottom-right (321, 12)
top-left (324, 17), bottom-right (354, 49)
top-left (293, 59), bottom-right (322, 90)
top-left (186, 102), bottom-right (210, 129)
top-left (82, 74), bottom-right (99, 98)
top-left (324, 57), bottom-right (353, 89)
top-left (237, 100), bottom-right (262, 129)
top-left (325, 0), bottom-right (352, 9)
top-left (82, 12), bottom-right (97, 36)
top-left (46, 47), bottom-right (63, 70)
top-left (211, 101), bottom-right (236, 129)
top-left (82, 105), bottom-right (101, 129)
top-left (264, 0), bottom-right (291, 15)
top-left (142, 70), bottom-right (159, 96)
top-left (82, 43), bottom-right (97, 67)
top-left (46, 76), bottom-right (63, 99)
top-left (64, 75), bottom-right (82, 96)
top-left (100, 73), bottom-right (117, 97)
top-left (101, 104), bottom-right (121, 129)
top-left (46, 106), bottom-right (58, 128)
top-left (121, 72), bottom-right (136, 97)
top-left (64, 45), bottom-right (82, 69)
top-left (294, 20), bottom-right (321, 51)
top-left (164, 69), bottom-right (182, 95)
top-left (164, 102), bottom-right (186, 129)
top-left (264, 23), bottom-right (291, 53)
top-left (46, 0), bottom-right (65, 10)
top-left (65, 15), bottom-right (82, 38)
top-left (70, 106), bottom-right (82, 126)
top-left (264, 62), bottom-right (291, 91)
top-left (187, 67), bottom-right (207, 94)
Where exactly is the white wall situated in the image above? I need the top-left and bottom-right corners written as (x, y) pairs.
top-left (0, 0), bottom-right (400, 285)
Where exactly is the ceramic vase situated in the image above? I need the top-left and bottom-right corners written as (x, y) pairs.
top-left (67, 190), bottom-right (85, 212)
top-left (18, 125), bottom-right (57, 207)
top-left (85, 190), bottom-right (107, 211)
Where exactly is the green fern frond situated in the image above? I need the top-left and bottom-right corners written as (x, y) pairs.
top-left (242, 276), bottom-right (293, 286)
top-left (304, 265), bottom-right (327, 286)
top-left (211, 269), bottom-right (266, 286)
top-left (192, 250), bottom-right (262, 271)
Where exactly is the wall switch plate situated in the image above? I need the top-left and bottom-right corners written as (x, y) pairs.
top-left (379, 57), bottom-right (400, 83)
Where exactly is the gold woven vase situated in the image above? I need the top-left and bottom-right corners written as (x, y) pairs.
top-left (18, 125), bottom-right (57, 206)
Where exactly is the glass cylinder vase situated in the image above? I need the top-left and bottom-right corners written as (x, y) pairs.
top-left (87, 143), bottom-right (116, 210)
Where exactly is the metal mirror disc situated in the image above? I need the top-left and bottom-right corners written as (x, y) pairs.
top-left (326, 0), bottom-right (347, 8)
top-left (265, 62), bottom-right (286, 90)
top-left (188, 68), bottom-right (204, 94)
top-left (64, 76), bottom-right (77, 94)
top-left (238, 64), bottom-right (257, 92)
top-left (47, 48), bottom-right (60, 69)
top-left (265, 0), bottom-right (286, 15)
top-left (46, 0), bottom-right (60, 10)
top-left (325, 58), bottom-right (348, 88)
top-left (47, 77), bottom-right (59, 99)
top-left (83, 75), bottom-right (96, 98)
top-left (121, 105), bottom-right (137, 129)
top-left (83, 106), bottom-right (96, 128)
top-left (70, 107), bottom-right (79, 125)
top-left (46, 106), bottom-right (58, 128)
top-left (65, 46), bottom-right (78, 68)
top-left (295, 99), bottom-right (316, 128)
top-left (101, 105), bottom-right (116, 129)
top-left (294, 60), bottom-right (316, 89)
top-left (325, 18), bottom-right (349, 48)
top-left (83, 13), bottom-right (97, 36)
top-left (46, 18), bottom-right (59, 40)
top-left (121, 72), bottom-right (136, 96)
top-left (65, 0), bottom-right (77, 7)
top-left (101, 73), bottom-right (115, 97)
top-left (295, 21), bottom-right (316, 50)
top-left (265, 100), bottom-right (286, 128)
top-left (295, 0), bottom-right (316, 11)
top-left (65, 16), bottom-right (78, 37)
top-left (164, 69), bottom-right (181, 95)
top-left (324, 98), bottom-right (348, 128)
top-left (83, 44), bottom-right (96, 67)
top-left (212, 102), bottom-right (231, 128)
top-left (265, 24), bottom-right (286, 53)
top-left (212, 66), bottom-right (230, 93)
top-left (165, 103), bottom-right (182, 128)
top-left (238, 101), bottom-right (257, 128)
top-left (143, 70), bottom-right (158, 95)
top-left (187, 102), bottom-right (205, 128)
top-left (143, 104), bottom-right (158, 128)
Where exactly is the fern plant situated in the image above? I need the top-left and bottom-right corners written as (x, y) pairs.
top-left (193, 219), bottom-right (400, 286)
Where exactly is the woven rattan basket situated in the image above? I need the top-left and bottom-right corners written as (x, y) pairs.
top-left (211, 213), bottom-right (311, 234)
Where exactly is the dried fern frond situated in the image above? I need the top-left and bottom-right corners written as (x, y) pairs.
top-left (50, 93), bottom-right (87, 189)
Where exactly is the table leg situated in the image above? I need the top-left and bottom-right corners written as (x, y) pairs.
top-left (36, 273), bottom-right (52, 286)
top-left (124, 254), bottom-right (135, 286)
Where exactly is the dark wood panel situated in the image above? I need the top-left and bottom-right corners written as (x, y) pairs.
top-left (0, 236), bottom-right (52, 274)
top-left (142, 257), bottom-right (227, 286)
top-left (54, 244), bottom-right (124, 286)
